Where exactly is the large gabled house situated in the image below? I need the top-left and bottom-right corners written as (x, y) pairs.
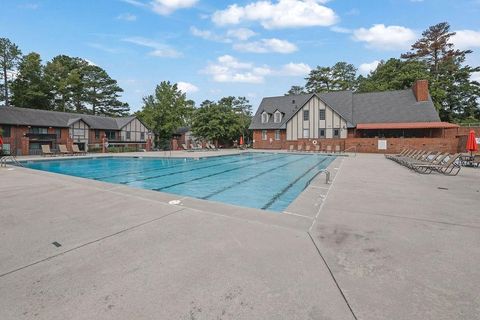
top-left (250, 80), bottom-right (463, 153)
top-left (0, 107), bottom-right (152, 155)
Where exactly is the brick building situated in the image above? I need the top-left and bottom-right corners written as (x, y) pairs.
top-left (250, 80), bottom-right (473, 153)
top-left (0, 107), bottom-right (152, 155)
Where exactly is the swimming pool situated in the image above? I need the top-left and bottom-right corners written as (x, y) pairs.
top-left (22, 153), bottom-right (335, 212)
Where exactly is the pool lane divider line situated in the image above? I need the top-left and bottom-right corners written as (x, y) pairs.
top-left (92, 152), bottom-right (250, 180)
top-left (153, 154), bottom-right (290, 191)
top-left (261, 158), bottom-right (329, 210)
top-left (118, 153), bottom-right (280, 185)
top-left (201, 155), bottom-right (311, 200)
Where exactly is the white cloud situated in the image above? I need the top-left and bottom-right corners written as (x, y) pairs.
top-left (330, 26), bottom-right (351, 34)
top-left (353, 24), bottom-right (416, 50)
top-left (471, 72), bottom-right (480, 83)
top-left (122, 0), bottom-right (197, 15)
top-left (87, 43), bottom-right (119, 53)
top-left (190, 27), bottom-right (231, 43)
top-left (117, 13), bottom-right (137, 21)
top-left (233, 38), bottom-right (298, 53)
top-left (122, 37), bottom-right (181, 58)
top-left (202, 55), bottom-right (271, 83)
top-left (84, 59), bottom-right (97, 66)
top-left (18, 3), bottom-right (39, 10)
top-left (226, 28), bottom-right (256, 40)
top-left (358, 60), bottom-right (380, 75)
top-left (202, 55), bottom-right (310, 83)
top-left (212, 0), bottom-right (338, 29)
top-left (279, 62), bottom-right (311, 76)
top-left (177, 81), bottom-right (199, 93)
top-left (452, 30), bottom-right (480, 50)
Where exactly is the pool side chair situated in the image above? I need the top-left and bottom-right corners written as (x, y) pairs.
top-left (305, 145), bottom-right (311, 152)
top-left (407, 152), bottom-right (447, 171)
top-left (398, 150), bottom-right (427, 166)
top-left (58, 144), bottom-right (72, 156)
top-left (401, 151), bottom-right (433, 167)
top-left (392, 149), bottom-right (420, 163)
top-left (385, 149), bottom-right (408, 159)
top-left (72, 144), bottom-right (86, 156)
top-left (413, 153), bottom-right (461, 175)
top-left (297, 145), bottom-right (303, 152)
top-left (41, 145), bottom-right (55, 157)
top-left (473, 154), bottom-right (480, 167)
top-left (326, 145), bottom-right (332, 153)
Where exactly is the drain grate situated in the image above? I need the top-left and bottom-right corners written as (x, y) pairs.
top-left (437, 187), bottom-right (449, 190)
top-left (52, 241), bottom-right (62, 247)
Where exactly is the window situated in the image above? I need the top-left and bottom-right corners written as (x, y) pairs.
top-left (333, 129), bottom-right (340, 138)
top-left (140, 132), bottom-right (145, 140)
top-left (105, 130), bottom-right (116, 140)
top-left (29, 127), bottom-right (47, 134)
top-left (319, 109), bottom-right (326, 120)
top-left (303, 110), bottom-right (309, 121)
top-left (261, 112), bottom-right (269, 123)
top-left (275, 130), bottom-right (280, 141)
top-left (126, 131), bottom-right (131, 140)
top-left (95, 130), bottom-right (100, 139)
top-left (55, 128), bottom-right (62, 139)
top-left (274, 111), bottom-right (282, 123)
top-left (319, 129), bottom-right (325, 138)
top-left (1, 126), bottom-right (11, 138)
top-left (303, 128), bottom-right (309, 138)
top-left (262, 130), bottom-right (267, 140)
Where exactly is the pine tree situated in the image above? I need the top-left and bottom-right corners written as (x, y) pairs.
top-left (0, 38), bottom-right (22, 106)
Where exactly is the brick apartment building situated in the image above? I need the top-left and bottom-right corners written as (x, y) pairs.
top-left (0, 107), bottom-right (152, 155)
top-left (250, 80), bottom-right (477, 153)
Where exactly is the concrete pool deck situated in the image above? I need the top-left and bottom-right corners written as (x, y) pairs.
top-left (0, 151), bottom-right (478, 319)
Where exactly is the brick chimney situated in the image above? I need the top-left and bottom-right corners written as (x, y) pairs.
top-left (412, 79), bottom-right (429, 102)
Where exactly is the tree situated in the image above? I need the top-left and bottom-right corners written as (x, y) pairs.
top-left (82, 64), bottom-right (129, 116)
top-left (136, 81), bottom-right (194, 148)
top-left (11, 52), bottom-right (52, 110)
top-left (305, 62), bottom-right (357, 93)
top-left (402, 22), bottom-right (480, 121)
top-left (191, 97), bottom-right (253, 146)
top-left (285, 85), bottom-right (306, 96)
top-left (0, 38), bottom-right (22, 106)
top-left (356, 59), bottom-right (430, 93)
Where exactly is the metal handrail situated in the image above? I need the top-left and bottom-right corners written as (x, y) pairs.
top-left (343, 146), bottom-right (357, 157)
top-left (1, 155), bottom-right (23, 167)
top-left (306, 169), bottom-right (331, 186)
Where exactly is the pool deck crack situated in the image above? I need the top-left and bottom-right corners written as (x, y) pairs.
top-left (0, 208), bottom-right (185, 279)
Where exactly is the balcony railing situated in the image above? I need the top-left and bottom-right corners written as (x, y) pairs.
top-left (25, 133), bottom-right (58, 141)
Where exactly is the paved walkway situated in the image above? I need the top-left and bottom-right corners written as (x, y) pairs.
top-left (0, 152), bottom-right (478, 319)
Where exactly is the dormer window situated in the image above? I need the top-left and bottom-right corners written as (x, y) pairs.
top-left (274, 110), bottom-right (282, 123)
top-left (261, 112), bottom-right (269, 124)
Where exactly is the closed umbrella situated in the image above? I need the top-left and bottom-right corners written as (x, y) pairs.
top-left (239, 136), bottom-right (244, 145)
top-left (466, 130), bottom-right (478, 156)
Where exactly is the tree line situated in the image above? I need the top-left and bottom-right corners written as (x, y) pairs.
top-left (286, 22), bottom-right (480, 123)
top-left (0, 38), bottom-right (129, 116)
top-left (135, 81), bottom-right (252, 148)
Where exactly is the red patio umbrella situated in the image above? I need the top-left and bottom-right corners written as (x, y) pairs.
top-left (466, 130), bottom-right (478, 155)
top-left (239, 136), bottom-right (244, 145)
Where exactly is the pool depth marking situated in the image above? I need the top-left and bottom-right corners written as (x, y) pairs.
top-left (152, 154), bottom-right (289, 191)
top-left (262, 157), bottom-right (329, 210)
top-left (201, 155), bottom-right (311, 200)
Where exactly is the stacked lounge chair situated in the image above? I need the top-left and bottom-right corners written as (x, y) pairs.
top-left (385, 149), bottom-right (462, 176)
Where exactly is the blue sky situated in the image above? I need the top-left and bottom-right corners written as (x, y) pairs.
top-left (2, 0), bottom-right (480, 112)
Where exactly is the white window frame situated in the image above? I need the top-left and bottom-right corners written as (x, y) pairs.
top-left (303, 110), bottom-right (309, 121)
top-left (274, 130), bottom-right (281, 141)
top-left (262, 130), bottom-right (267, 140)
top-left (303, 128), bottom-right (309, 138)
top-left (319, 128), bottom-right (326, 139)
top-left (274, 111), bottom-right (282, 123)
top-left (333, 128), bottom-right (340, 138)
top-left (319, 109), bottom-right (326, 120)
top-left (261, 112), bottom-right (269, 124)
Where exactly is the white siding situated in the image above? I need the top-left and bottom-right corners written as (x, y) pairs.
top-left (286, 96), bottom-right (348, 140)
top-left (69, 120), bottom-right (89, 141)
top-left (120, 118), bottom-right (149, 141)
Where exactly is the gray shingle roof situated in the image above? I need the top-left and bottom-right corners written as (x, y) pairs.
top-left (0, 106), bottom-right (141, 130)
top-left (249, 88), bottom-right (440, 129)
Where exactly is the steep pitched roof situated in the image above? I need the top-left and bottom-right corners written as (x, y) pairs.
top-left (250, 88), bottom-right (440, 129)
top-left (0, 106), bottom-right (142, 130)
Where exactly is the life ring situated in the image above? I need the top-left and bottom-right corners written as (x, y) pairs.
top-left (312, 140), bottom-right (318, 145)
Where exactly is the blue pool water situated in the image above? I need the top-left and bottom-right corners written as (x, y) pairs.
top-left (22, 153), bottom-right (335, 212)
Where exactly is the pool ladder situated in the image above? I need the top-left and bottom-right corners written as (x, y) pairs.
top-left (0, 155), bottom-right (23, 167)
top-left (306, 169), bottom-right (331, 187)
